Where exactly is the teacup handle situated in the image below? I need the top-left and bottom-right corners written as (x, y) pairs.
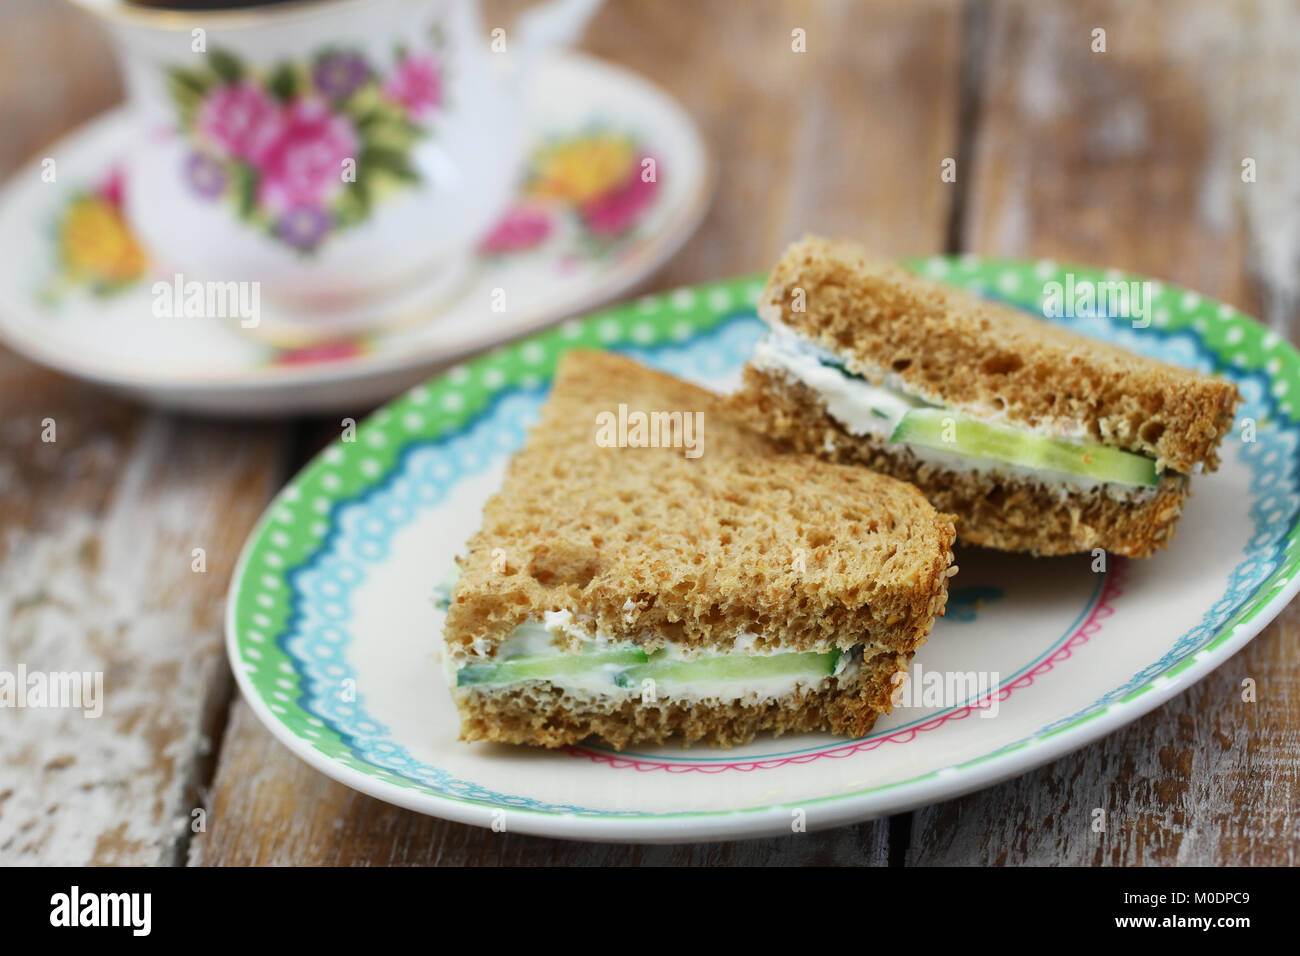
top-left (514, 0), bottom-right (604, 78)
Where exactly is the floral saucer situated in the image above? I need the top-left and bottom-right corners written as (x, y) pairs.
top-left (0, 54), bottom-right (710, 415)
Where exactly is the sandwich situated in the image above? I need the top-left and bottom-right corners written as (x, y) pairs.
top-left (729, 237), bottom-right (1241, 558)
top-left (443, 350), bottom-right (957, 749)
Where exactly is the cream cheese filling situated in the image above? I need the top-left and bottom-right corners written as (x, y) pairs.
top-left (752, 320), bottom-right (1160, 498)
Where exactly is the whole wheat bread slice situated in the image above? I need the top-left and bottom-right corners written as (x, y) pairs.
top-left (444, 350), bottom-right (957, 748)
top-left (735, 365), bottom-right (1189, 557)
top-left (456, 648), bottom-right (910, 749)
top-left (760, 236), bottom-right (1239, 473)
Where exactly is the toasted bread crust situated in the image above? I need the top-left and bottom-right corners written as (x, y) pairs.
top-left (763, 236), bottom-right (1240, 474)
top-left (445, 351), bottom-right (956, 660)
top-left (732, 366), bottom-right (1189, 558)
top-left (453, 650), bottom-right (909, 749)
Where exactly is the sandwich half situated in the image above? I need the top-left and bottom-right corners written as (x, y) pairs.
top-left (443, 350), bottom-right (957, 749)
top-left (730, 236), bottom-right (1241, 558)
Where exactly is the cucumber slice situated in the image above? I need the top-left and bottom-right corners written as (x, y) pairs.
top-left (457, 645), bottom-right (843, 688)
top-left (616, 648), bottom-right (841, 688)
top-left (890, 407), bottom-right (1158, 486)
top-left (457, 647), bottom-right (649, 686)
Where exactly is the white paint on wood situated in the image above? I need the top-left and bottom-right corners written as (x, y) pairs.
top-left (0, 416), bottom-right (281, 864)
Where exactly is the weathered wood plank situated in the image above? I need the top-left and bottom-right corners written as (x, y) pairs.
top-left (908, 0), bottom-right (1300, 866)
top-left (910, 603), bottom-right (1300, 866)
top-left (0, 0), bottom-right (292, 866)
top-left (189, 700), bottom-right (888, 865)
top-left (0, 349), bottom-right (287, 864)
top-left (1176, 0), bottom-right (1300, 334)
top-left (579, 0), bottom-right (965, 283)
top-left (192, 0), bottom-right (963, 865)
top-left (0, 0), bottom-right (122, 173)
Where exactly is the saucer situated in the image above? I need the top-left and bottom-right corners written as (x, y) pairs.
top-left (0, 53), bottom-right (710, 415)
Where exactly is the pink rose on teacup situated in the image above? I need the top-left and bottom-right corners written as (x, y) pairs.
top-left (163, 43), bottom-right (455, 254)
top-left (197, 81), bottom-right (283, 164)
top-left (383, 54), bottom-right (442, 119)
top-left (256, 97), bottom-right (359, 216)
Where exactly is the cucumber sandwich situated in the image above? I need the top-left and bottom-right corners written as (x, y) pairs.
top-left (731, 237), bottom-right (1240, 557)
top-left (443, 350), bottom-right (957, 749)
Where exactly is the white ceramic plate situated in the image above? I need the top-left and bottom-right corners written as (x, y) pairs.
top-left (0, 53), bottom-right (709, 414)
top-left (227, 261), bottom-right (1300, 842)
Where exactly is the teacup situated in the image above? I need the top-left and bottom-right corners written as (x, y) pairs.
top-left (69, 0), bottom-right (602, 343)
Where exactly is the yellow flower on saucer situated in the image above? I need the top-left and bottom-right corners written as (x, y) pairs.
top-left (60, 196), bottom-right (147, 286)
top-left (528, 134), bottom-right (635, 204)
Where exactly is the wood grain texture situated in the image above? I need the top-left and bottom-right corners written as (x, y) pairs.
top-left (907, 0), bottom-right (1300, 866)
top-left (1179, 0), bottom-right (1300, 334)
top-left (579, 0), bottom-right (964, 282)
top-left (0, 345), bottom-right (287, 863)
top-left (189, 700), bottom-right (888, 866)
top-left (962, 0), bottom-right (1264, 309)
top-left (909, 603), bottom-right (1300, 866)
top-left (190, 0), bottom-right (963, 866)
top-left (0, 0), bottom-right (121, 174)
top-left (0, 0), bottom-right (289, 866)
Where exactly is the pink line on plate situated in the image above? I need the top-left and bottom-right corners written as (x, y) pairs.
top-left (567, 558), bottom-right (1129, 774)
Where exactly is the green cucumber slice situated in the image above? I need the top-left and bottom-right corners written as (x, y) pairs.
top-left (458, 645), bottom-right (843, 689)
top-left (890, 407), bottom-right (1159, 486)
top-left (457, 647), bottom-right (649, 686)
top-left (615, 648), bottom-right (841, 688)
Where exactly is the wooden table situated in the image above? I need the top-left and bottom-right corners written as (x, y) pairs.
top-left (2, 0), bottom-right (1297, 866)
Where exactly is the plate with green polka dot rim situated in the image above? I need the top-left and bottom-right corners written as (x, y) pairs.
top-left (227, 258), bottom-right (1300, 843)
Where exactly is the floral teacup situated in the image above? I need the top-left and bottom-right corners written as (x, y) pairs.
top-left (70, 0), bottom-right (602, 342)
